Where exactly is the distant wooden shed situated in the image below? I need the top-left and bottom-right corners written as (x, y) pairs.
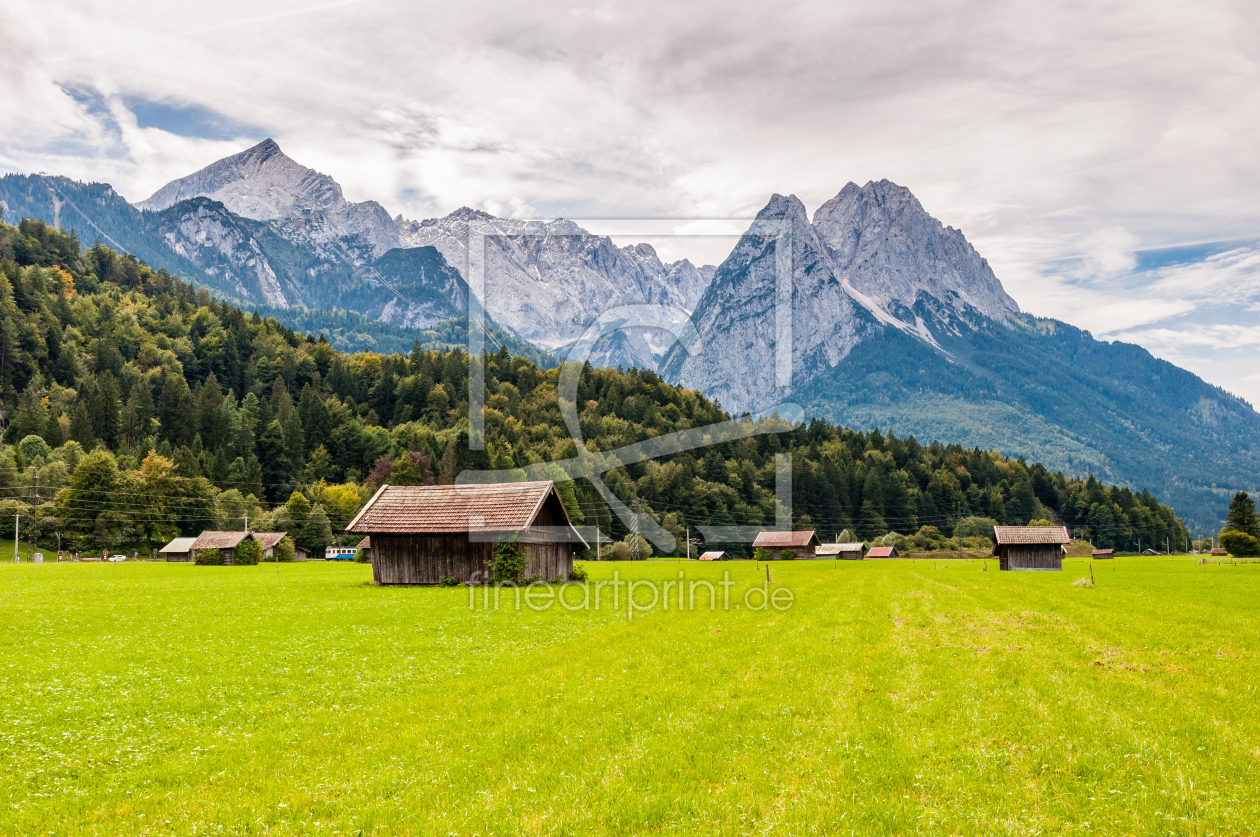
top-left (190, 531), bottom-right (249, 565)
top-left (1211, 547), bottom-right (1228, 556)
top-left (752, 530), bottom-right (821, 560)
top-left (867, 545), bottom-right (898, 559)
top-left (355, 536), bottom-right (371, 560)
top-left (698, 551), bottom-right (727, 561)
top-left (816, 543), bottom-right (866, 560)
top-left (347, 481), bottom-right (586, 585)
top-left (159, 537), bottom-right (198, 562)
top-left (251, 532), bottom-right (289, 559)
top-left (992, 526), bottom-right (1069, 571)
top-left (1092, 549), bottom-right (1114, 559)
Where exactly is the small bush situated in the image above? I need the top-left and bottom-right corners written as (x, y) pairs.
top-left (234, 538), bottom-right (262, 566)
top-left (754, 547), bottom-right (773, 562)
top-left (606, 542), bottom-right (632, 561)
top-left (354, 549), bottom-right (370, 563)
top-left (274, 536), bottom-right (296, 562)
top-left (1072, 577), bottom-right (1095, 588)
top-left (1220, 529), bottom-right (1260, 557)
top-left (569, 562), bottom-right (589, 582)
top-left (438, 575), bottom-right (461, 587)
top-left (490, 538), bottom-right (528, 583)
top-left (194, 548), bottom-right (223, 566)
top-left (779, 549), bottom-right (796, 561)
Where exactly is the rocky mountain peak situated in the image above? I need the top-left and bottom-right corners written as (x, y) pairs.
top-left (811, 179), bottom-right (1019, 322)
top-left (137, 139), bottom-right (347, 220)
top-left (663, 180), bottom-right (1025, 415)
top-left (137, 139), bottom-right (399, 260)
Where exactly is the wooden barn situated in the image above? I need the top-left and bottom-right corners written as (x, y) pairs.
top-left (816, 543), bottom-right (866, 560)
top-left (698, 551), bottom-right (728, 561)
top-left (867, 545), bottom-right (898, 559)
top-left (347, 481), bottom-right (586, 585)
top-left (189, 531), bottom-right (249, 564)
top-left (1092, 548), bottom-right (1114, 560)
top-left (159, 537), bottom-right (198, 562)
top-left (992, 525), bottom-right (1070, 571)
top-left (251, 532), bottom-right (290, 559)
top-left (752, 530), bottom-right (821, 560)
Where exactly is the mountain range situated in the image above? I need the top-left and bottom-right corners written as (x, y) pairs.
top-left (1, 140), bottom-right (1256, 529)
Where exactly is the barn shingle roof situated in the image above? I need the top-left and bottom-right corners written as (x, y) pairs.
top-left (816, 543), bottom-right (865, 555)
top-left (867, 546), bottom-right (897, 558)
top-left (159, 537), bottom-right (198, 553)
top-left (347, 481), bottom-right (567, 534)
top-left (251, 532), bottom-right (287, 550)
top-left (752, 530), bottom-right (819, 548)
top-left (190, 531), bottom-right (249, 550)
top-left (993, 526), bottom-right (1070, 545)
top-left (698, 551), bottom-right (726, 561)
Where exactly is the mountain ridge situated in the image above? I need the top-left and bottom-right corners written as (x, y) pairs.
top-left (3, 148), bottom-right (1257, 528)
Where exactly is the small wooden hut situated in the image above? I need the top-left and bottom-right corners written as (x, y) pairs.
top-left (251, 532), bottom-right (289, 559)
top-left (1210, 547), bottom-right (1228, 556)
top-left (698, 551), bottom-right (727, 561)
top-left (752, 530), bottom-right (821, 560)
top-left (347, 481), bottom-right (586, 585)
top-left (816, 543), bottom-right (866, 560)
top-left (992, 526), bottom-right (1069, 571)
top-left (1091, 548), bottom-right (1114, 560)
top-left (355, 536), bottom-right (371, 560)
top-left (867, 545), bottom-right (898, 559)
top-left (159, 536), bottom-right (198, 562)
top-left (189, 531), bottom-right (249, 564)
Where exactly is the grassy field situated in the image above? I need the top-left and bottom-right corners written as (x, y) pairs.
top-left (2, 557), bottom-right (1258, 835)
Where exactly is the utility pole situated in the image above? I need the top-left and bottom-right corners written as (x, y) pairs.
top-left (13, 513), bottom-right (18, 563)
top-left (686, 527), bottom-right (690, 561)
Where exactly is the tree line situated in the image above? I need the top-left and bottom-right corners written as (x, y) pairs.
top-left (0, 215), bottom-right (1189, 557)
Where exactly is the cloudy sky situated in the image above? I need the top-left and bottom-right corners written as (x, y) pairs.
top-left (3, 0), bottom-right (1260, 403)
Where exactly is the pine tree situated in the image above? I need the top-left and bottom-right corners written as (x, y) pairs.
top-left (69, 401), bottom-right (94, 447)
top-left (1226, 492), bottom-right (1260, 539)
top-left (43, 410), bottom-right (64, 448)
top-left (299, 503), bottom-right (334, 553)
top-left (11, 382), bottom-right (46, 443)
top-left (438, 435), bottom-right (460, 485)
top-left (858, 500), bottom-right (887, 540)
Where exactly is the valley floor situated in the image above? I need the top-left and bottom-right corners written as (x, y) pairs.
top-left (1, 558), bottom-right (1257, 835)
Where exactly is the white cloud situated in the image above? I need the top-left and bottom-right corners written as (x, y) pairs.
top-left (1080, 227), bottom-right (1140, 279)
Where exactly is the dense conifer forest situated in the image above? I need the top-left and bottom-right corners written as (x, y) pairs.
top-left (0, 214), bottom-right (1189, 557)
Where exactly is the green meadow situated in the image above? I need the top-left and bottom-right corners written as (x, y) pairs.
top-left (2, 557), bottom-right (1258, 836)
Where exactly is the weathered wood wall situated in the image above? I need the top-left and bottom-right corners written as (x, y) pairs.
top-left (523, 541), bottom-right (574, 582)
top-left (1003, 544), bottom-right (1062, 571)
top-left (165, 553), bottom-right (191, 562)
top-left (371, 533), bottom-right (574, 585)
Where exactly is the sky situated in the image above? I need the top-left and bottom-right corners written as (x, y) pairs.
top-left (2, 0), bottom-right (1259, 404)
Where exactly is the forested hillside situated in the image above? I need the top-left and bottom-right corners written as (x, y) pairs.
top-left (0, 215), bottom-right (1188, 557)
top-left (797, 311), bottom-right (1260, 531)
